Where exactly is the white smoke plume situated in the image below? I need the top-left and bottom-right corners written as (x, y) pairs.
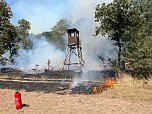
top-left (14, 35), bottom-right (65, 73)
top-left (73, 18), bottom-right (117, 71)
top-left (4, 0), bottom-right (117, 73)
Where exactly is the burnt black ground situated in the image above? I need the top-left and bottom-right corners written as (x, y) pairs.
top-left (0, 68), bottom-right (115, 94)
top-left (0, 80), bottom-right (71, 93)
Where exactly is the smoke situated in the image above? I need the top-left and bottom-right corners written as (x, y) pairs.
top-left (2, 0), bottom-right (118, 89)
top-left (4, 0), bottom-right (117, 73)
top-left (14, 35), bottom-right (64, 73)
top-left (72, 18), bottom-right (117, 71)
top-left (70, 17), bottom-right (117, 87)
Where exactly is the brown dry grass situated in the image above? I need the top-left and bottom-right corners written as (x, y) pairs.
top-left (116, 73), bottom-right (152, 88)
top-left (100, 74), bottom-right (152, 102)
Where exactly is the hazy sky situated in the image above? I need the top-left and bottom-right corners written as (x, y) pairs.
top-left (6, 0), bottom-right (112, 34)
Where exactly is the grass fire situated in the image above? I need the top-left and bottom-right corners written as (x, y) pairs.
top-left (0, 0), bottom-right (152, 114)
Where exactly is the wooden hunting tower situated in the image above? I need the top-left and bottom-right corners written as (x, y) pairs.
top-left (67, 28), bottom-right (79, 47)
top-left (61, 28), bottom-right (84, 71)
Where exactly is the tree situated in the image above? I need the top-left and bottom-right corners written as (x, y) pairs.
top-left (16, 19), bottom-right (33, 51)
top-left (1, 22), bottom-right (19, 59)
top-left (51, 19), bottom-right (69, 40)
top-left (123, 33), bottom-right (152, 79)
top-left (122, 0), bottom-right (152, 79)
top-left (95, 0), bottom-right (143, 67)
top-left (137, 0), bottom-right (152, 35)
top-left (0, 0), bottom-right (19, 60)
top-left (0, 0), bottom-right (12, 57)
top-left (42, 19), bottom-right (70, 50)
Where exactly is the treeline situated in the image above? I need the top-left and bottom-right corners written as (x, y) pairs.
top-left (95, 0), bottom-right (152, 79)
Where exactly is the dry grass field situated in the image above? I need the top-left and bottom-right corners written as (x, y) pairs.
top-left (0, 74), bottom-right (152, 114)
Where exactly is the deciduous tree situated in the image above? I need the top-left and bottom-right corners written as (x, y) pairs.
top-left (42, 19), bottom-right (70, 50)
top-left (95, 0), bottom-right (143, 67)
top-left (0, 0), bottom-right (19, 60)
top-left (16, 19), bottom-right (33, 51)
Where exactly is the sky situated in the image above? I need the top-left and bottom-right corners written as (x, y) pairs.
top-left (6, 0), bottom-right (112, 34)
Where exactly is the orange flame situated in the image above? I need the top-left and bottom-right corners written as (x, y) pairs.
top-left (91, 78), bottom-right (115, 94)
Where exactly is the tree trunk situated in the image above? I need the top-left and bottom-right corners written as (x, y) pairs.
top-left (118, 39), bottom-right (121, 68)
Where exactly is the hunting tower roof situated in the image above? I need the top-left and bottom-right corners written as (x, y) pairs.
top-left (67, 28), bottom-right (79, 33)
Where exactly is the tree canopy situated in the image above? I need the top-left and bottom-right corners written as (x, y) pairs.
top-left (16, 19), bottom-right (33, 51)
top-left (0, 0), bottom-right (18, 60)
top-left (95, 0), bottom-right (144, 66)
top-left (0, 0), bottom-right (32, 64)
top-left (42, 19), bottom-right (70, 50)
top-left (95, 0), bottom-right (152, 78)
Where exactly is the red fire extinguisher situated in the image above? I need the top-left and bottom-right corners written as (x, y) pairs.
top-left (14, 91), bottom-right (22, 109)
